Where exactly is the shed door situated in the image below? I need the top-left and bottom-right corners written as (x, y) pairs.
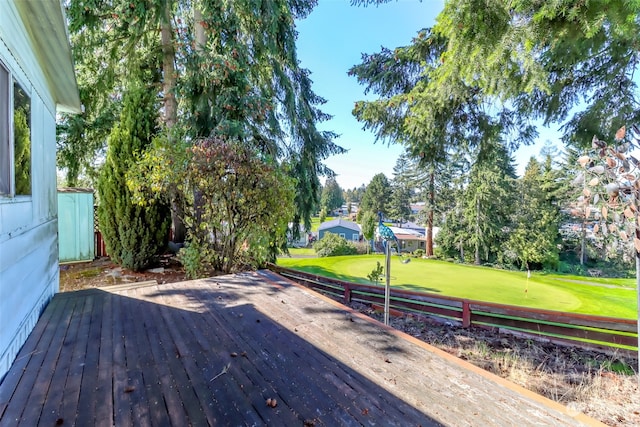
top-left (58, 193), bottom-right (95, 262)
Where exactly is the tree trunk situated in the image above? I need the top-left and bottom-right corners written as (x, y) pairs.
top-left (425, 171), bottom-right (435, 256)
top-left (580, 216), bottom-right (586, 265)
top-left (160, 1), bottom-right (186, 243)
top-left (160, 2), bottom-right (177, 129)
top-left (475, 196), bottom-right (481, 265)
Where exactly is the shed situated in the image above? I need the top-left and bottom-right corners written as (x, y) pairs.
top-left (0, 0), bottom-right (80, 380)
top-left (58, 188), bottom-right (95, 263)
top-left (318, 218), bottom-right (361, 241)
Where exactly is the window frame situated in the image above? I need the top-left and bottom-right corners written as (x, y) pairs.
top-left (0, 57), bottom-right (32, 199)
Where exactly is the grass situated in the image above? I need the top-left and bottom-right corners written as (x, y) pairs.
top-left (276, 255), bottom-right (638, 318)
top-left (285, 247), bottom-right (316, 257)
top-left (309, 216), bottom-right (335, 232)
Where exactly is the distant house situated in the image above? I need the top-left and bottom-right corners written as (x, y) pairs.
top-left (410, 202), bottom-right (425, 215)
top-left (287, 223), bottom-right (311, 247)
top-left (318, 218), bottom-right (361, 241)
top-left (0, 1), bottom-right (81, 379)
top-left (388, 226), bottom-right (426, 253)
top-left (402, 221), bottom-right (426, 235)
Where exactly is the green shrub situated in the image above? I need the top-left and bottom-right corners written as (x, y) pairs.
top-left (353, 241), bottom-right (370, 255)
top-left (313, 233), bottom-right (357, 257)
top-left (414, 249), bottom-right (425, 258)
top-left (97, 83), bottom-right (170, 271)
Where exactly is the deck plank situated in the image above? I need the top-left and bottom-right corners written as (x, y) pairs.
top-left (135, 287), bottom-right (190, 427)
top-left (37, 293), bottom-right (88, 425)
top-left (0, 272), bottom-right (605, 427)
top-left (0, 293), bottom-right (65, 418)
top-left (0, 295), bottom-right (73, 425)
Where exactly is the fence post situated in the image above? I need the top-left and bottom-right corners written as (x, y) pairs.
top-left (344, 283), bottom-right (351, 304)
top-left (462, 301), bottom-right (471, 328)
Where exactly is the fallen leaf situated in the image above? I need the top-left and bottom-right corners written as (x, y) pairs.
top-left (578, 155), bottom-right (591, 167)
top-left (615, 125), bottom-right (626, 141)
top-left (620, 231), bottom-right (628, 241)
top-left (582, 188), bottom-right (591, 197)
top-left (634, 238), bottom-right (640, 253)
top-left (602, 206), bottom-right (608, 220)
top-left (230, 352), bottom-right (238, 357)
top-left (624, 207), bottom-right (634, 219)
top-left (593, 224), bottom-right (599, 234)
top-left (588, 177), bottom-right (599, 186)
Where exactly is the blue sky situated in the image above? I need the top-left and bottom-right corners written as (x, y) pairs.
top-left (295, 0), bottom-right (554, 190)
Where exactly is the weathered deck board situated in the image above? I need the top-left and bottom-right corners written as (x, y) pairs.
top-left (0, 271), bottom-right (604, 426)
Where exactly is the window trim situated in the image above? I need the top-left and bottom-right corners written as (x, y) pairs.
top-left (0, 57), bottom-right (32, 200)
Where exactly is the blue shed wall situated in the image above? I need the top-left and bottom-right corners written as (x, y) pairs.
top-left (58, 191), bottom-right (94, 262)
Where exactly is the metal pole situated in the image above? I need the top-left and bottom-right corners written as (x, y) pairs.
top-left (384, 242), bottom-right (391, 326)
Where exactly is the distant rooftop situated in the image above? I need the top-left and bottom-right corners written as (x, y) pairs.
top-left (318, 218), bottom-right (361, 232)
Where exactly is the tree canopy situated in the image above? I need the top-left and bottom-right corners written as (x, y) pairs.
top-left (61, 0), bottom-right (343, 236)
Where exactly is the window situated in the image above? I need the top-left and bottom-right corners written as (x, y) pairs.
top-left (339, 233), bottom-right (345, 238)
top-left (0, 60), bottom-right (31, 197)
top-left (352, 233), bottom-right (359, 242)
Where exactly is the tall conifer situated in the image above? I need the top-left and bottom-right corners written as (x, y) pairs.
top-left (97, 83), bottom-right (170, 271)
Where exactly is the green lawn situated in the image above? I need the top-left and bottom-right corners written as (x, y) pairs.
top-left (277, 255), bottom-right (638, 319)
top-left (309, 216), bottom-right (335, 232)
top-left (285, 247), bottom-right (316, 257)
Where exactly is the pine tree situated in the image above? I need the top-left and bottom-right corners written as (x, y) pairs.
top-left (97, 83), bottom-right (170, 271)
top-left (464, 141), bottom-right (517, 265)
top-left (320, 178), bottom-right (344, 213)
top-left (64, 0), bottom-right (343, 241)
top-left (506, 157), bottom-right (561, 269)
top-left (360, 174), bottom-right (392, 217)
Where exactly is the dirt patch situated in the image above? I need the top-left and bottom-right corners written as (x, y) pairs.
top-left (349, 302), bottom-right (639, 427)
top-left (59, 256), bottom-right (188, 292)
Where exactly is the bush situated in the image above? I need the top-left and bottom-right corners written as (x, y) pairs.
top-left (413, 249), bottom-right (425, 258)
top-left (313, 233), bottom-right (357, 257)
top-left (353, 241), bottom-right (370, 255)
top-left (97, 83), bottom-right (170, 271)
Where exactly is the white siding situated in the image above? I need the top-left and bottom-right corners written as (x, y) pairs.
top-left (0, 1), bottom-right (60, 379)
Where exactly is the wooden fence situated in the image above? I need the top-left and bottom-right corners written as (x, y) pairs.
top-left (268, 264), bottom-right (638, 356)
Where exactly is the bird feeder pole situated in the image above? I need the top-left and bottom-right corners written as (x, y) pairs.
top-left (384, 242), bottom-right (391, 326)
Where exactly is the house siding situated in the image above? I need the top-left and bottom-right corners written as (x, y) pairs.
top-left (0, 1), bottom-right (61, 380)
top-left (319, 227), bottom-right (360, 240)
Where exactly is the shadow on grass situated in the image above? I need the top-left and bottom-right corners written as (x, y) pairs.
top-left (281, 265), bottom-right (442, 293)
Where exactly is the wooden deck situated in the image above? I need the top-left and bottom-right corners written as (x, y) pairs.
top-left (0, 270), bottom-right (603, 426)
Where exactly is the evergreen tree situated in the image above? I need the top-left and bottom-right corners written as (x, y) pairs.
top-left (360, 173), bottom-right (392, 217)
top-left (320, 177), bottom-right (344, 212)
top-left (464, 141), bottom-right (517, 265)
top-left (97, 83), bottom-right (170, 271)
top-left (361, 210), bottom-right (377, 253)
top-left (64, 0), bottom-right (344, 242)
top-left (13, 109), bottom-right (31, 195)
top-left (506, 157), bottom-right (561, 269)
top-left (388, 182), bottom-right (411, 225)
top-left (430, 0), bottom-right (640, 147)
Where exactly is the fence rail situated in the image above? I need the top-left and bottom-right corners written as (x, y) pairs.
top-left (268, 264), bottom-right (638, 355)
